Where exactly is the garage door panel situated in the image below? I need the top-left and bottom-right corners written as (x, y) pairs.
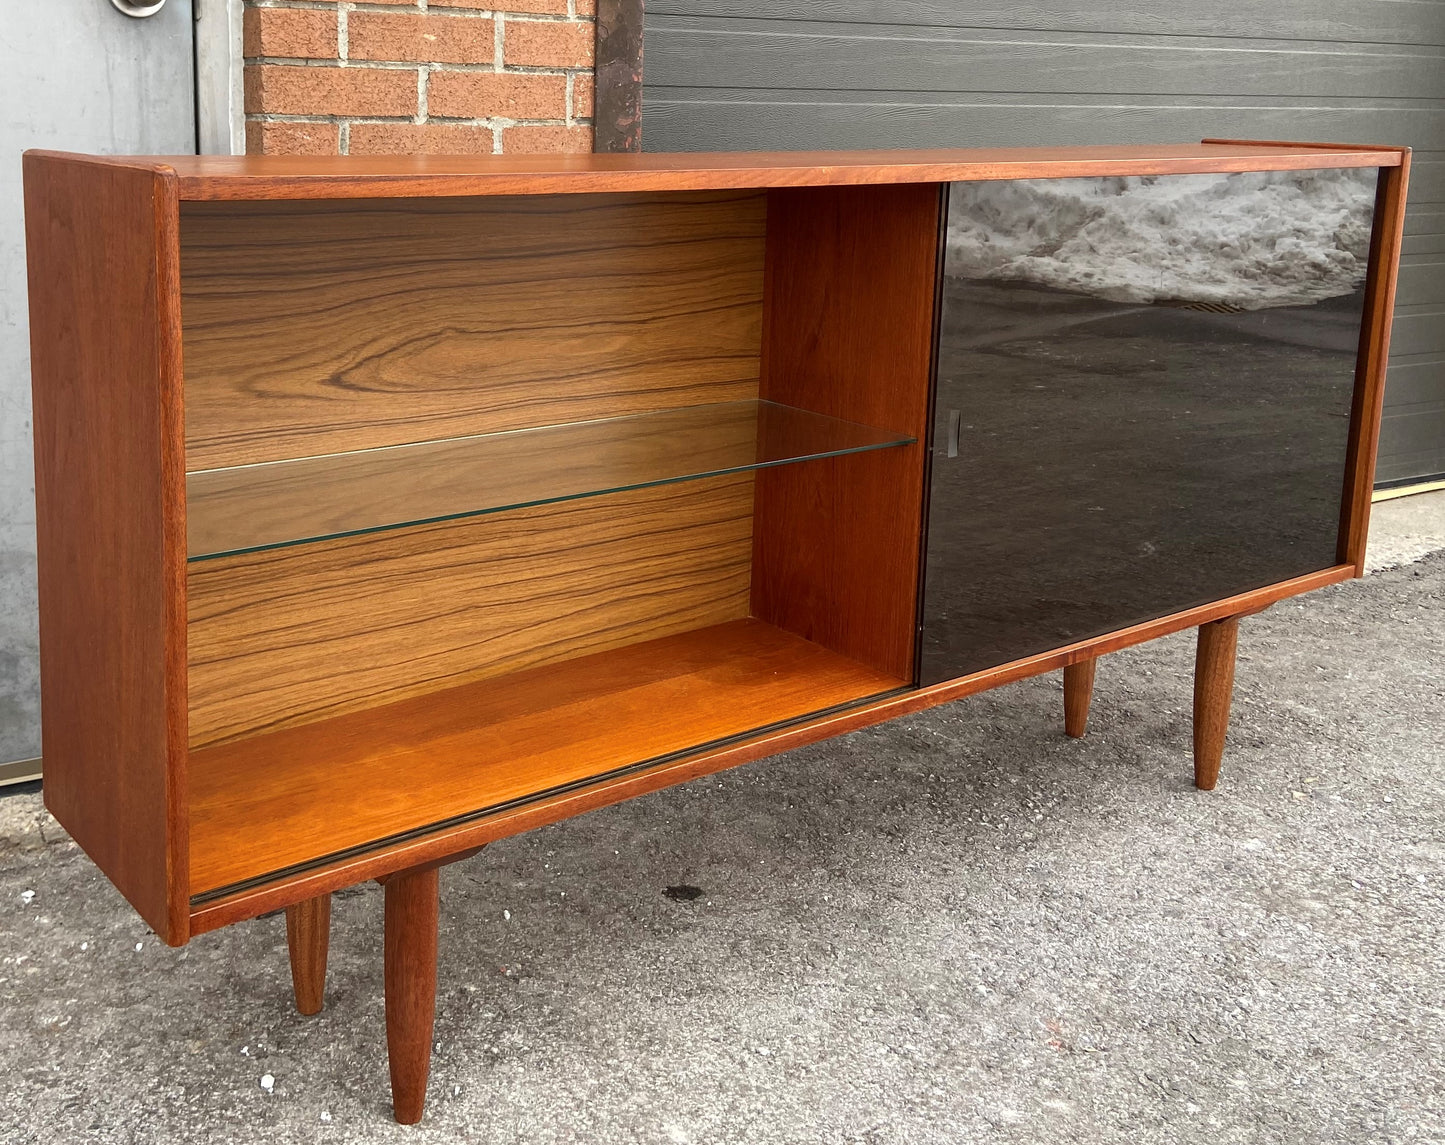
top-left (648, 0), bottom-right (1445, 48)
top-left (1384, 356), bottom-right (1445, 408)
top-left (1397, 259), bottom-right (1445, 308)
top-left (648, 23), bottom-right (1445, 102)
top-left (1406, 159), bottom-right (1445, 208)
top-left (644, 97), bottom-right (1445, 154)
top-left (1379, 403), bottom-right (1445, 483)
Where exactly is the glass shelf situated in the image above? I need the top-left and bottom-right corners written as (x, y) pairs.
top-left (186, 399), bottom-right (914, 561)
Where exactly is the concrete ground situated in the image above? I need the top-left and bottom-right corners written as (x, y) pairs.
top-left (1, 494), bottom-right (1442, 1144)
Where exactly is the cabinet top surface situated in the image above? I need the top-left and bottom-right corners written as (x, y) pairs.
top-left (25, 141), bottom-right (1406, 201)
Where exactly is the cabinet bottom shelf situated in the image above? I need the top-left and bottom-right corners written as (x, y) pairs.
top-left (189, 618), bottom-right (908, 898)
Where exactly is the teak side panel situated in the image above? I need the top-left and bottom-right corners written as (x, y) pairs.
top-left (180, 192), bottom-right (766, 469)
top-left (189, 618), bottom-right (904, 895)
top-left (187, 476), bottom-right (755, 748)
top-left (751, 184), bottom-right (942, 680)
top-left (22, 155), bottom-right (189, 944)
top-left (1339, 155), bottom-right (1412, 572)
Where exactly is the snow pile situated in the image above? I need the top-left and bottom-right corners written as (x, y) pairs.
top-left (946, 169), bottom-right (1376, 309)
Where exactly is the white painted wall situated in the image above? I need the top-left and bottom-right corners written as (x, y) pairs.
top-left (1, 0), bottom-right (198, 766)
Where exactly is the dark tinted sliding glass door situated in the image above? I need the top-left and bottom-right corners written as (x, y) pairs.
top-left (920, 167), bottom-right (1380, 685)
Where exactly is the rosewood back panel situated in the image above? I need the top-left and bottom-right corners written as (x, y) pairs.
top-left (183, 191), bottom-right (768, 747)
top-left (187, 478), bottom-right (754, 748)
top-left (180, 192), bottom-right (766, 468)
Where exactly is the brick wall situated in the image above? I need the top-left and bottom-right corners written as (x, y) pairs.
top-left (243, 1), bottom-right (595, 156)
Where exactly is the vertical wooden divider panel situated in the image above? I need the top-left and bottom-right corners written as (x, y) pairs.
top-left (751, 184), bottom-right (943, 680)
top-left (23, 156), bottom-right (189, 945)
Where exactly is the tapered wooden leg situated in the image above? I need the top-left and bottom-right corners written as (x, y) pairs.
top-left (285, 894), bottom-right (331, 1016)
top-left (384, 866), bottom-right (439, 1125)
top-left (1193, 616), bottom-right (1240, 791)
top-left (1063, 658), bottom-right (1097, 738)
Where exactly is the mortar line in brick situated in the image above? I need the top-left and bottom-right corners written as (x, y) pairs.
top-left (252, 58), bottom-right (432, 70)
top-left (495, 65), bottom-right (582, 76)
top-left (502, 13), bottom-right (593, 24)
top-left (418, 68), bottom-right (429, 124)
top-left (419, 62), bottom-right (534, 74)
top-left (246, 1), bottom-right (337, 10)
top-left (359, 4), bottom-right (505, 13)
top-left (246, 113), bottom-right (350, 123)
top-left (339, 120), bottom-right (350, 155)
top-left (565, 72), bottom-right (572, 124)
top-left (351, 8), bottom-right (498, 15)
top-left (246, 56), bottom-right (347, 66)
top-left (338, 3), bottom-right (348, 61)
top-left (428, 115), bottom-right (568, 126)
top-left (494, 14), bottom-right (505, 72)
top-left (349, 115), bottom-right (497, 124)
top-left (401, 5), bottom-right (514, 13)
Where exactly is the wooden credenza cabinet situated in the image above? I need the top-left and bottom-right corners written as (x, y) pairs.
top-left (23, 141), bottom-right (1408, 1124)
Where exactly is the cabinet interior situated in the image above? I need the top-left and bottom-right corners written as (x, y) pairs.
top-left (177, 186), bottom-right (938, 897)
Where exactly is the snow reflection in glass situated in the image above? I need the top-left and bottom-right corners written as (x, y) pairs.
top-left (921, 168), bottom-right (1379, 684)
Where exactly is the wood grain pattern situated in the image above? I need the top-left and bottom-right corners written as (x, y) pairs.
top-left (285, 894), bottom-right (330, 1015)
top-left (28, 147), bottom-right (1403, 203)
top-left (1063, 659), bottom-right (1096, 739)
top-left (22, 153), bottom-right (190, 945)
top-left (384, 866), bottom-right (438, 1125)
top-left (188, 617), bottom-right (903, 895)
top-left (188, 564), bottom-right (1353, 931)
top-left (183, 398), bottom-right (869, 561)
top-left (180, 191), bottom-right (765, 468)
top-left (1198, 137), bottom-right (1414, 153)
top-left (21, 144), bottom-right (1408, 984)
top-left (1338, 154), bottom-right (1413, 573)
top-left (1193, 617), bottom-right (1241, 791)
top-left (144, 144), bottom-right (1405, 200)
top-left (751, 183), bottom-right (942, 679)
top-left (186, 475), bottom-right (754, 748)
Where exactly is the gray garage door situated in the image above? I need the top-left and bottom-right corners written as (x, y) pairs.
top-left (642, 1), bottom-right (1445, 486)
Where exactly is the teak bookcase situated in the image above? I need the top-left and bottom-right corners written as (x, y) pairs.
top-left (23, 141), bottom-right (1409, 1124)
